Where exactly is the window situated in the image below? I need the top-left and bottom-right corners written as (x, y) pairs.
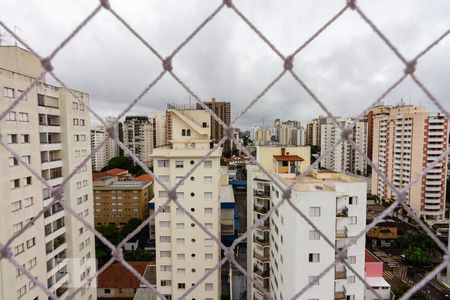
top-left (17, 90), bottom-right (26, 101)
top-left (11, 179), bottom-right (20, 189)
top-left (176, 238), bottom-right (185, 245)
top-left (80, 119), bottom-right (85, 126)
top-left (309, 230), bottom-right (320, 240)
top-left (175, 160), bottom-right (184, 168)
top-left (160, 175), bottom-right (169, 183)
top-left (73, 118), bottom-right (79, 126)
top-left (308, 276), bottom-right (319, 285)
top-left (176, 207), bottom-right (184, 215)
top-left (204, 208), bottom-right (213, 215)
top-left (17, 285), bottom-right (26, 298)
top-left (205, 223), bottom-right (213, 230)
top-left (175, 176), bottom-right (184, 185)
top-left (6, 111), bottom-right (16, 121)
top-left (104, 289), bottom-right (111, 294)
top-left (204, 160), bottom-right (212, 168)
top-left (21, 134), bottom-right (30, 143)
top-left (308, 253), bottom-right (320, 263)
top-left (160, 236), bottom-right (171, 243)
top-left (73, 102), bottom-right (79, 110)
top-left (177, 268), bottom-right (185, 275)
top-left (24, 197), bottom-right (33, 207)
top-left (346, 295), bottom-right (355, 300)
top-left (178, 283), bottom-right (185, 289)
top-left (159, 191), bottom-right (167, 198)
top-left (204, 239), bottom-right (213, 247)
top-left (309, 207), bottom-right (321, 217)
top-left (8, 134), bottom-right (18, 144)
top-left (347, 275), bottom-right (355, 283)
top-left (176, 253), bottom-right (185, 260)
top-left (205, 283), bottom-right (213, 291)
top-left (176, 223), bottom-right (185, 230)
top-left (186, 129), bottom-right (191, 136)
top-left (204, 192), bottom-right (212, 200)
top-left (349, 196), bottom-right (358, 205)
top-left (205, 253), bottom-right (213, 260)
top-left (182, 129), bottom-right (186, 136)
top-left (158, 160), bottom-right (169, 167)
top-left (160, 251), bottom-right (171, 257)
top-left (4, 87), bottom-right (14, 98)
top-left (160, 280), bottom-right (171, 286)
top-left (12, 200), bottom-right (22, 212)
top-left (26, 238), bottom-right (36, 249)
top-left (24, 177), bottom-right (32, 186)
top-left (22, 155), bottom-right (31, 164)
top-left (347, 256), bottom-right (356, 264)
top-left (349, 216), bottom-right (357, 224)
top-left (14, 243), bottom-right (25, 256)
top-left (9, 157), bottom-right (18, 167)
top-left (18, 113), bottom-right (29, 122)
top-left (159, 221), bottom-right (170, 228)
top-left (160, 265), bottom-right (171, 272)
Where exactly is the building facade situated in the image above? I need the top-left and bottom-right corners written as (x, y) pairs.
top-left (0, 46), bottom-right (96, 300)
top-left (91, 118), bottom-right (119, 172)
top-left (320, 118), bottom-right (368, 176)
top-left (123, 116), bottom-right (153, 166)
top-left (93, 175), bottom-right (152, 226)
top-left (152, 106), bottom-right (221, 299)
top-left (247, 146), bottom-right (367, 300)
top-left (148, 112), bottom-right (167, 148)
top-left (370, 103), bottom-right (449, 222)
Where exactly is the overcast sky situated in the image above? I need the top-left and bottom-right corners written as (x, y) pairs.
top-left (1, 0), bottom-right (449, 130)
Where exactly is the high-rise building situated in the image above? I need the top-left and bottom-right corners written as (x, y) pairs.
top-left (320, 118), bottom-right (368, 176)
top-left (148, 112), bottom-right (167, 148)
top-left (152, 105), bottom-right (222, 299)
top-left (123, 116), bottom-right (153, 166)
top-left (291, 126), bottom-right (305, 146)
top-left (305, 116), bottom-right (333, 146)
top-left (371, 103), bottom-right (449, 221)
top-left (90, 118), bottom-right (119, 171)
top-left (247, 146), bottom-right (367, 300)
top-left (366, 105), bottom-right (390, 174)
top-left (197, 98), bottom-right (231, 153)
top-left (0, 46), bottom-right (96, 299)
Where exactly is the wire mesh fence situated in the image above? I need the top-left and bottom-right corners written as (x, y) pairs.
top-left (0, 0), bottom-right (449, 299)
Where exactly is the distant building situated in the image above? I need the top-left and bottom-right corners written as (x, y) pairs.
top-left (370, 103), bottom-right (448, 222)
top-left (91, 118), bottom-right (119, 171)
top-left (197, 98), bottom-right (231, 153)
top-left (148, 112), bottom-right (167, 148)
top-left (97, 261), bottom-right (154, 300)
top-left (364, 251), bottom-right (391, 300)
top-left (247, 146), bottom-right (367, 300)
top-left (367, 223), bottom-right (398, 248)
top-left (305, 116), bottom-right (333, 146)
top-left (93, 175), bottom-right (152, 226)
top-left (123, 116), bottom-right (153, 166)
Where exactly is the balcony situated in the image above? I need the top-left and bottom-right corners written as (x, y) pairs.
top-left (334, 291), bottom-right (346, 300)
top-left (253, 250), bottom-right (270, 262)
top-left (336, 206), bottom-right (348, 218)
top-left (254, 265), bottom-right (270, 278)
top-left (254, 236), bottom-right (270, 247)
top-left (256, 219), bottom-right (270, 231)
top-left (254, 204), bottom-right (269, 214)
top-left (335, 265), bottom-right (347, 279)
top-left (253, 189), bottom-right (270, 198)
top-left (336, 227), bottom-right (348, 239)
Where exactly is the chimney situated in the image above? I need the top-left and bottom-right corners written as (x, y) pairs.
top-left (281, 147), bottom-right (285, 156)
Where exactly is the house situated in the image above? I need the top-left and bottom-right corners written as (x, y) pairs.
top-left (365, 250), bottom-right (391, 300)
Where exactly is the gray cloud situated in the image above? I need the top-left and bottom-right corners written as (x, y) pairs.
top-left (1, 0), bottom-right (449, 129)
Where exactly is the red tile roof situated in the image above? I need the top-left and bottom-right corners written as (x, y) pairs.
top-left (133, 174), bottom-right (153, 182)
top-left (365, 250), bottom-right (381, 263)
top-left (106, 168), bottom-right (128, 175)
top-left (97, 261), bottom-right (150, 289)
top-left (273, 155), bottom-right (304, 162)
top-left (92, 172), bottom-right (107, 181)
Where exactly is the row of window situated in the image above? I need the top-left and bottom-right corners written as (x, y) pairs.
top-left (5, 111), bottom-right (29, 122)
top-left (76, 180), bottom-right (89, 189)
top-left (158, 159), bottom-right (212, 168)
top-left (9, 155), bottom-right (31, 167)
top-left (6, 133), bottom-right (30, 144)
top-left (12, 197), bottom-right (34, 212)
top-left (160, 251), bottom-right (214, 260)
top-left (10, 177), bottom-right (32, 189)
top-left (73, 118), bottom-right (86, 126)
top-left (75, 149), bottom-right (88, 157)
top-left (158, 191), bottom-right (213, 200)
top-left (74, 134), bottom-right (87, 142)
top-left (72, 101), bottom-right (85, 111)
top-left (160, 281), bottom-right (213, 291)
top-left (159, 175), bottom-right (213, 185)
top-left (159, 236), bottom-right (214, 246)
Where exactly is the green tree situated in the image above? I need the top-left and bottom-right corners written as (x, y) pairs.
top-left (101, 156), bottom-right (150, 175)
top-left (95, 224), bottom-right (121, 267)
top-left (120, 218), bottom-right (148, 241)
top-left (309, 145), bottom-right (320, 164)
top-left (397, 230), bottom-right (434, 250)
top-left (404, 247), bottom-right (433, 267)
top-left (124, 248), bottom-right (153, 261)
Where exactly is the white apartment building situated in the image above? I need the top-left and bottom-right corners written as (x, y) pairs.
top-left (371, 103), bottom-right (449, 222)
top-left (149, 112), bottom-right (167, 148)
top-left (320, 118), bottom-right (368, 176)
top-left (123, 116), bottom-right (153, 166)
top-left (247, 146), bottom-right (367, 300)
top-left (90, 118), bottom-right (119, 171)
top-left (0, 46), bottom-right (96, 300)
top-left (152, 106), bottom-right (221, 299)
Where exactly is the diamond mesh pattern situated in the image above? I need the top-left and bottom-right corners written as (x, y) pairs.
top-left (0, 0), bottom-right (449, 299)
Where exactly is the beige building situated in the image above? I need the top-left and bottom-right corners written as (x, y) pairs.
top-left (320, 117), bottom-right (368, 176)
top-left (371, 103), bottom-right (448, 222)
top-left (148, 112), bottom-right (167, 148)
top-left (0, 46), bottom-right (96, 299)
top-left (123, 116), bottom-right (153, 166)
top-left (91, 118), bottom-right (119, 171)
top-left (93, 175), bottom-right (152, 226)
top-left (152, 106), bottom-right (222, 299)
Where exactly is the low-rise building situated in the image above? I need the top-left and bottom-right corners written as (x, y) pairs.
top-left (365, 251), bottom-right (391, 300)
top-left (93, 175), bottom-right (152, 226)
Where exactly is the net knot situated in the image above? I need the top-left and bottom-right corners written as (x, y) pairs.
top-left (106, 125), bottom-right (117, 139)
top-left (41, 58), bottom-right (54, 72)
top-left (167, 188), bottom-right (177, 201)
top-left (340, 128), bottom-right (353, 141)
top-left (51, 188), bottom-right (64, 201)
top-left (224, 247), bottom-right (234, 259)
top-left (0, 246), bottom-right (13, 259)
top-left (162, 57), bottom-right (173, 71)
top-left (404, 60), bottom-right (416, 75)
top-left (99, 0), bottom-right (111, 9)
top-left (347, 0), bottom-right (356, 10)
top-left (223, 0), bottom-right (233, 8)
top-left (111, 248), bottom-right (123, 260)
top-left (283, 55), bottom-right (294, 71)
top-left (281, 188), bottom-right (292, 200)
top-left (224, 126), bottom-right (234, 140)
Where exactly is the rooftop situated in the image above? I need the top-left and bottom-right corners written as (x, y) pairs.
top-left (220, 185), bottom-right (235, 203)
top-left (97, 261), bottom-right (152, 289)
top-left (133, 174), bottom-right (153, 182)
top-left (280, 171), bottom-right (365, 192)
top-left (365, 250), bottom-right (381, 263)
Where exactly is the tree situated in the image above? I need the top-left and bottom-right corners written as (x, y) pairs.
top-left (397, 231), bottom-right (434, 250)
top-left (120, 218), bottom-right (148, 242)
top-left (101, 156), bottom-right (150, 175)
top-left (310, 145), bottom-right (320, 163)
top-left (95, 224), bottom-right (121, 267)
top-left (124, 248), bottom-right (153, 261)
top-left (404, 247), bottom-right (432, 267)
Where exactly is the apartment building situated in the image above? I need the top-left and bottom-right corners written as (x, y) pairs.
top-left (148, 112), bottom-right (167, 148)
top-left (371, 103), bottom-right (449, 222)
top-left (152, 106), bottom-right (222, 299)
top-left (93, 175), bottom-right (152, 226)
top-left (196, 98), bottom-right (231, 153)
top-left (91, 118), bottom-right (119, 172)
top-left (0, 46), bottom-right (96, 300)
top-left (247, 146), bottom-right (367, 300)
top-left (320, 118), bottom-right (368, 176)
top-left (123, 116), bottom-right (153, 166)
top-left (305, 116), bottom-right (334, 146)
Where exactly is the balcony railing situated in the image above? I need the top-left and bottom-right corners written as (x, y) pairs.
top-left (336, 227), bottom-right (348, 239)
top-left (253, 237), bottom-right (270, 246)
top-left (335, 268), bottom-right (347, 279)
top-left (254, 205), bottom-right (269, 214)
top-left (253, 265), bottom-right (270, 278)
top-left (336, 206), bottom-right (348, 217)
top-left (253, 189), bottom-right (270, 198)
top-left (253, 251), bottom-right (270, 262)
